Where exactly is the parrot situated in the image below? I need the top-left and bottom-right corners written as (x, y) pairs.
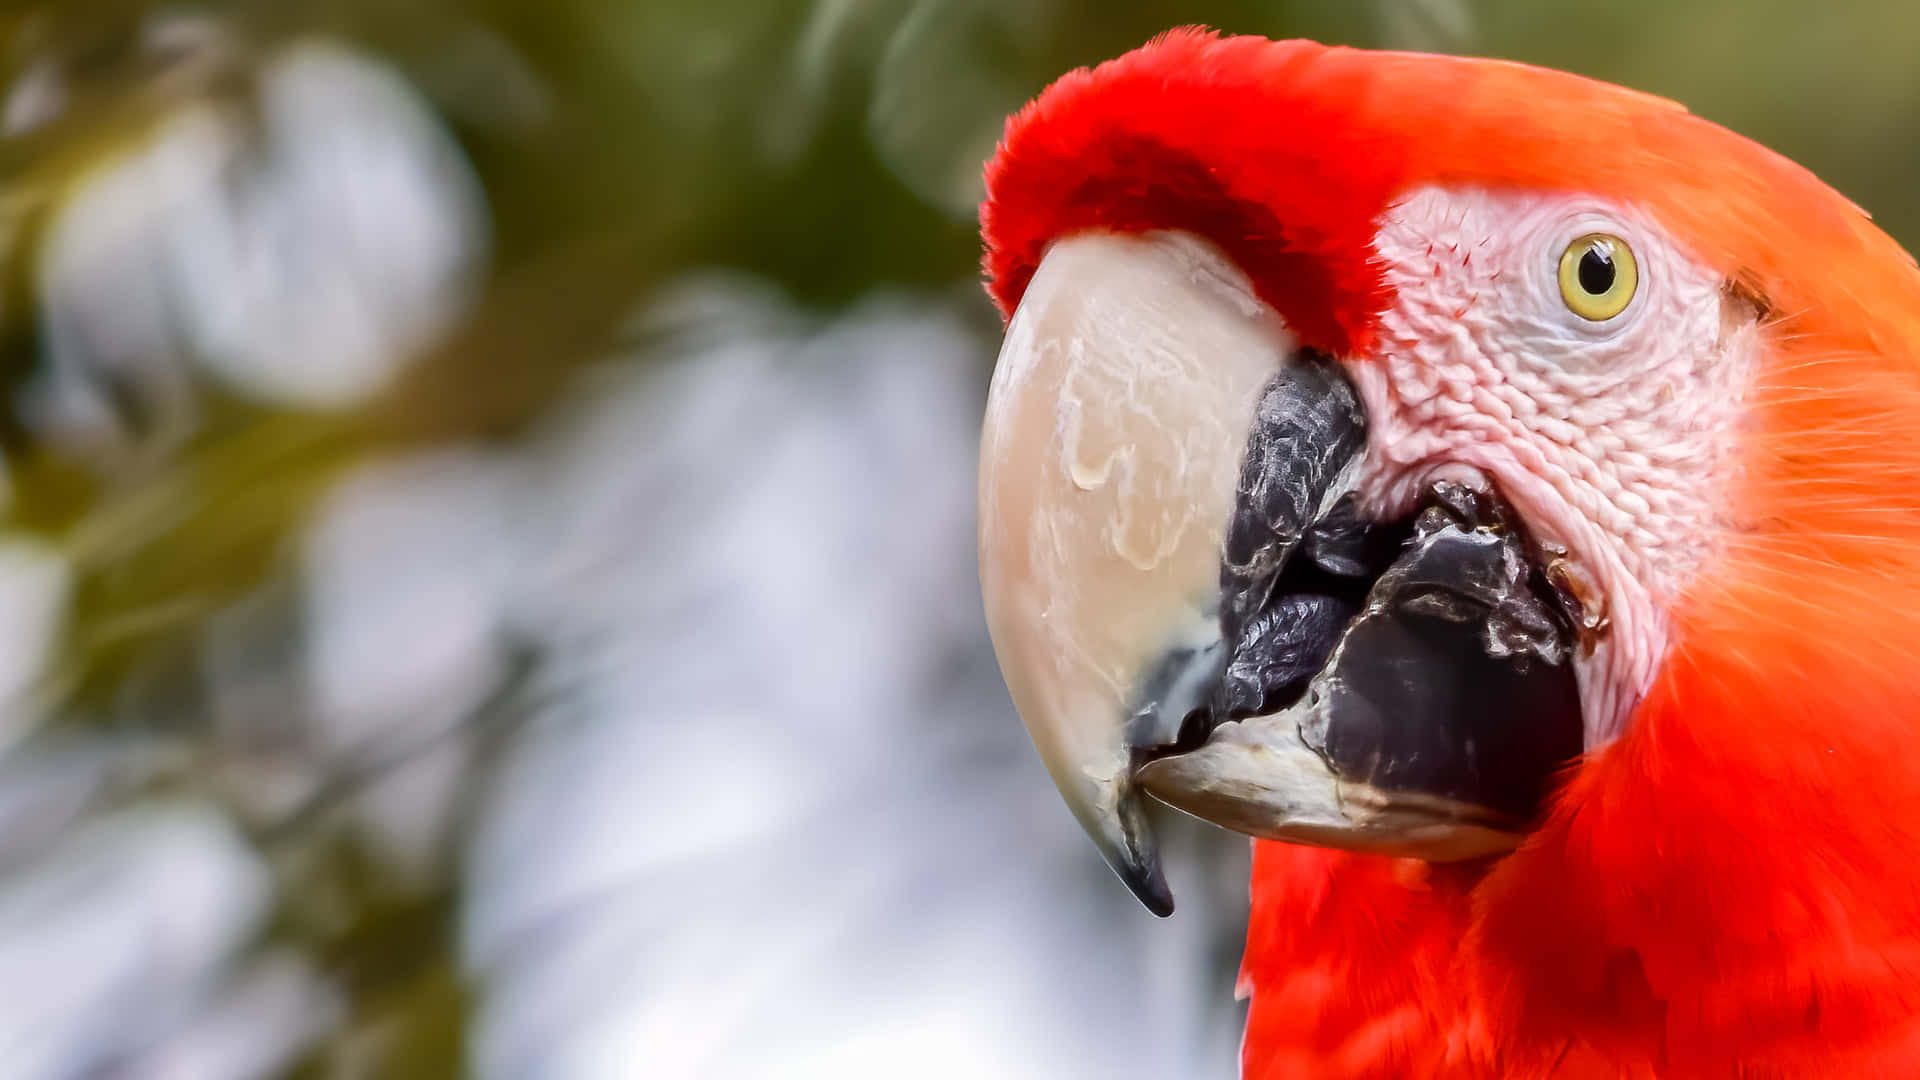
top-left (974, 28), bottom-right (1920, 1079)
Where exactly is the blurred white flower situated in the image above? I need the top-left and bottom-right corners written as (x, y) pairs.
top-left (30, 36), bottom-right (487, 463)
top-left (2, 57), bottom-right (65, 137)
top-left (299, 449), bottom-right (518, 878)
top-left (179, 41), bottom-right (486, 407)
top-left (0, 538), bottom-right (71, 752)
top-left (31, 104), bottom-right (223, 461)
top-left (0, 736), bottom-right (118, 870)
top-left (0, 805), bottom-right (298, 1079)
top-left (117, 952), bottom-right (342, 1080)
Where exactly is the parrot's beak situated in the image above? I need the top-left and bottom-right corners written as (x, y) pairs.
top-left (978, 231), bottom-right (1585, 915)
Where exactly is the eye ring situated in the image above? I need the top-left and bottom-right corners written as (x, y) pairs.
top-left (1557, 233), bottom-right (1638, 321)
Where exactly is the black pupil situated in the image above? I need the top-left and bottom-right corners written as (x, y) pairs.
top-left (1577, 243), bottom-right (1616, 295)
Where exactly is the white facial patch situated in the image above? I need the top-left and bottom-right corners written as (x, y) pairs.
top-left (1353, 186), bottom-right (1761, 744)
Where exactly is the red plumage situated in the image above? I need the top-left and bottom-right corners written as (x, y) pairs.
top-left (983, 29), bottom-right (1920, 1077)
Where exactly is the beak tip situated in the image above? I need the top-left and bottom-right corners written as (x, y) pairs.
top-left (1118, 858), bottom-right (1176, 918)
top-left (1081, 785), bottom-right (1176, 916)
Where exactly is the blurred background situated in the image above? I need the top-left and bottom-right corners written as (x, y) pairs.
top-left (0, 1), bottom-right (1916, 1076)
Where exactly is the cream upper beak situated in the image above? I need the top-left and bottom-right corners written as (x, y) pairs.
top-left (977, 231), bottom-right (1291, 912)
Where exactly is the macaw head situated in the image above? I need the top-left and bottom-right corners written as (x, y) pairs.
top-left (978, 29), bottom-right (1920, 1054)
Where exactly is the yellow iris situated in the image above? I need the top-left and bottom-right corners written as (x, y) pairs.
top-left (1557, 233), bottom-right (1638, 321)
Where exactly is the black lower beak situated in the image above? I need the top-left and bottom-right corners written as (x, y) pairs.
top-left (1126, 352), bottom-right (1585, 910)
top-left (1301, 483), bottom-right (1586, 822)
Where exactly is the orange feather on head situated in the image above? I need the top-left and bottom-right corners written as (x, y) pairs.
top-left (983, 28), bottom-right (1920, 1076)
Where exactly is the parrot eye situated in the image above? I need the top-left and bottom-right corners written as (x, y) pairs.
top-left (1557, 233), bottom-right (1638, 321)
